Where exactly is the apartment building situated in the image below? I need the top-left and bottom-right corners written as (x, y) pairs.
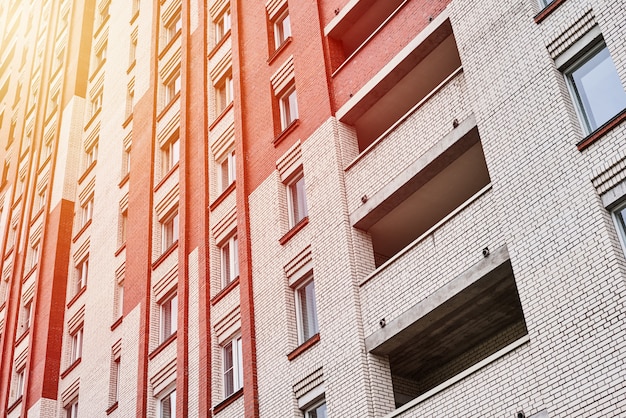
top-left (0, 0), bottom-right (625, 417)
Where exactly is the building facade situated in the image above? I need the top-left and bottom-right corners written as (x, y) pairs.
top-left (1, 0), bottom-right (626, 417)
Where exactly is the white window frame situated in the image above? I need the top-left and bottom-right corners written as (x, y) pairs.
top-left (164, 12), bottom-right (182, 44)
top-left (80, 196), bottom-right (94, 227)
top-left (85, 142), bottom-right (98, 167)
top-left (279, 85), bottom-right (299, 130)
top-left (29, 242), bottom-right (40, 270)
top-left (222, 336), bottom-right (243, 398)
top-left (274, 9), bottom-right (291, 49)
top-left (286, 171), bottom-right (308, 228)
top-left (65, 399), bottom-right (79, 418)
top-left (14, 367), bottom-right (25, 399)
top-left (161, 210), bottom-right (179, 252)
top-left (158, 388), bottom-right (176, 418)
top-left (162, 136), bottom-right (180, 174)
top-left (220, 235), bottom-right (239, 287)
top-left (91, 90), bottom-right (103, 115)
top-left (303, 399), bottom-right (327, 418)
top-left (70, 327), bottom-right (83, 364)
top-left (612, 201), bottom-right (626, 255)
top-left (75, 257), bottom-right (88, 294)
top-left (218, 150), bottom-right (236, 193)
top-left (164, 72), bottom-right (181, 105)
top-left (216, 74), bottom-right (233, 114)
top-left (159, 292), bottom-right (178, 343)
top-left (21, 300), bottom-right (32, 333)
top-left (294, 275), bottom-right (319, 344)
top-left (215, 9), bottom-right (231, 42)
top-left (110, 354), bottom-right (121, 405)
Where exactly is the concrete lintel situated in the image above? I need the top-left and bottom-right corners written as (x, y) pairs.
top-left (365, 244), bottom-right (509, 353)
top-left (351, 114), bottom-right (477, 230)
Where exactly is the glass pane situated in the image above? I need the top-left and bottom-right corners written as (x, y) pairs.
top-left (222, 242), bottom-right (231, 285)
top-left (572, 46), bottom-right (626, 131)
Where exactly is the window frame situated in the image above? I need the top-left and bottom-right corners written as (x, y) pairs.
top-left (219, 234), bottom-right (239, 288)
top-left (158, 292), bottom-right (178, 343)
top-left (164, 11), bottom-right (182, 44)
top-left (303, 399), bottom-right (327, 418)
top-left (75, 256), bottom-right (89, 294)
top-left (218, 150), bottom-right (236, 193)
top-left (162, 135), bottom-right (180, 174)
top-left (279, 85), bottom-right (299, 130)
top-left (161, 210), bottom-right (179, 252)
top-left (286, 171), bottom-right (308, 228)
top-left (158, 388), bottom-right (176, 418)
top-left (562, 40), bottom-right (626, 135)
top-left (215, 73), bottom-right (233, 115)
top-left (65, 399), bottom-right (79, 418)
top-left (273, 9), bottom-right (291, 49)
top-left (215, 9), bottom-right (231, 43)
top-left (294, 275), bottom-right (319, 344)
top-left (222, 335), bottom-right (243, 398)
top-left (69, 326), bottom-right (83, 364)
top-left (80, 195), bottom-right (94, 227)
top-left (164, 71), bottom-right (181, 105)
top-left (14, 367), bottom-right (25, 400)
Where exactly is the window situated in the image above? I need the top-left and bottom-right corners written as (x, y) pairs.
top-left (119, 209), bottom-right (128, 245)
top-left (162, 137), bottom-right (180, 174)
top-left (220, 235), bottom-right (238, 287)
top-left (122, 146), bottom-right (131, 176)
top-left (20, 301), bottom-right (32, 333)
top-left (159, 293), bottom-right (178, 343)
top-left (564, 41), bottom-right (626, 134)
top-left (28, 242), bottom-right (40, 270)
top-left (218, 150), bottom-right (236, 192)
top-left (161, 211), bottom-right (179, 252)
top-left (279, 86), bottom-right (298, 130)
top-left (215, 9), bottom-right (231, 42)
top-left (164, 12), bottom-right (182, 44)
top-left (304, 400), bottom-right (327, 418)
top-left (110, 354), bottom-right (121, 405)
top-left (75, 257), bottom-right (88, 294)
top-left (65, 399), bottom-right (79, 418)
top-left (14, 368), bottom-right (25, 399)
top-left (215, 74), bottom-right (233, 114)
top-left (114, 280), bottom-right (124, 319)
top-left (287, 172), bottom-right (308, 228)
top-left (80, 196), bottom-right (93, 227)
top-left (36, 186), bottom-right (46, 210)
top-left (91, 90), bottom-right (103, 115)
top-left (129, 34), bottom-right (137, 65)
top-left (132, 0), bottom-right (140, 15)
top-left (164, 72), bottom-right (181, 104)
top-left (158, 388), bottom-right (176, 418)
top-left (85, 143), bottom-right (98, 167)
top-left (98, 2), bottom-right (110, 26)
top-left (222, 336), bottom-right (243, 397)
top-left (273, 9), bottom-right (291, 49)
top-left (295, 277), bottom-right (319, 344)
top-left (69, 327), bottom-right (83, 364)
top-left (95, 42), bottom-right (107, 68)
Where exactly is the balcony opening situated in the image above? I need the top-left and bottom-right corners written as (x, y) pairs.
top-left (327, 0), bottom-right (406, 69)
top-left (367, 252), bottom-right (528, 408)
top-left (338, 20), bottom-right (461, 153)
top-left (354, 127), bottom-right (490, 268)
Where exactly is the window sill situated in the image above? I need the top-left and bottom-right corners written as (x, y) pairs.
top-left (122, 112), bottom-right (133, 128)
top-left (78, 160), bottom-right (97, 185)
top-left (154, 162), bottom-right (180, 192)
top-left (84, 108), bottom-right (101, 131)
top-left (148, 332), bottom-right (177, 360)
top-left (23, 265), bottom-right (37, 282)
top-left (93, 15), bottom-right (110, 40)
top-left (106, 401), bottom-right (119, 415)
top-left (211, 276), bottom-right (240, 305)
top-left (208, 30), bottom-right (231, 60)
top-left (273, 119), bottom-right (300, 147)
top-left (287, 333), bottom-right (320, 361)
top-left (213, 388), bottom-right (243, 415)
top-left (15, 328), bottom-right (29, 346)
top-left (577, 109), bottom-right (626, 151)
top-left (158, 30), bottom-right (182, 61)
top-left (67, 286), bottom-right (86, 308)
top-left (209, 181), bottom-right (236, 211)
top-left (209, 102), bottom-right (234, 131)
top-left (279, 216), bottom-right (309, 245)
top-left (38, 154), bottom-right (52, 174)
top-left (60, 358), bottom-right (82, 379)
top-left (7, 396), bottom-right (22, 414)
top-left (126, 59), bottom-right (136, 75)
top-left (72, 219), bottom-right (92, 243)
top-left (30, 207), bottom-right (44, 226)
top-left (111, 315), bottom-right (123, 331)
top-left (534, 0), bottom-right (566, 23)
top-left (114, 243), bottom-right (127, 257)
top-left (118, 172), bottom-right (130, 188)
top-left (89, 58), bottom-right (106, 83)
top-left (152, 240), bottom-right (179, 270)
top-left (157, 92), bottom-right (181, 122)
top-left (267, 37), bottom-right (292, 65)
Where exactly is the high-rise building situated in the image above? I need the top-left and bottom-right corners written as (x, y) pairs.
top-left (1, 0), bottom-right (626, 417)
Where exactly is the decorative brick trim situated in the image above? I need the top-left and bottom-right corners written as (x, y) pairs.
top-left (152, 241), bottom-right (179, 270)
top-left (67, 286), bottom-right (86, 309)
top-left (158, 31), bottom-right (182, 61)
top-left (148, 333), bottom-right (177, 360)
top-left (212, 388), bottom-right (244, 414)
top-left (273, 119), bottom-right (300, 147)
top-left (287, 333), bottom-right (320, 361)
top-left (534, 0), bottom-right (567, 24)
top-left (208, 30), bottom-right (231, 60)
top-left (577, 109), bottom-right (626, 151)
top-left (110, 316), bottom-right (123, 331)
top-left (211, 276), bottom-right (240, 305)
top-left (157, 92), bottom-right (181, 122)
top-left (209, 102), bottom-right (234, 131)
top-left (60, 358), bottom-right (82, 379)
top-left (106, 401), bottom-right (119, 415)
top-left (279, 217), bottom-right (308, 245)
top-left (209, 181), bottom-right (236, 211)
top-left (267, 37), bottom-right (292, 65)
